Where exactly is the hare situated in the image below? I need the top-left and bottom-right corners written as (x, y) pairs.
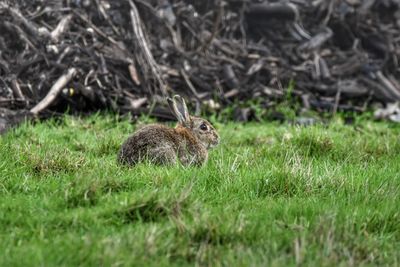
top-left (117, 95), bottom-right (220, 166)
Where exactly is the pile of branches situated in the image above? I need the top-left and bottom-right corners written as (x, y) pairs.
top-left (1, 0), bottom-right (400, 131)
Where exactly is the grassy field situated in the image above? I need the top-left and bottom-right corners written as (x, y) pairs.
top-left (0, 115), bottom-right (399, 266)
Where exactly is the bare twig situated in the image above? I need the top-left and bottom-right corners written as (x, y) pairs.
top-left (128, 64), bottom-right (141, 86)
top-left (333, 85), bottom-right (341, 115)
top-left (10, 76), bottom-right (25, 100)
top-left (129, 0), bottom-right (167, 96)
top-left (51, 15), bottom-right (73, 42)
top-left (0, 2), bottom-right (50, 39)
top-left (73, 11), bottom-right (121, 47)
top-left (30, 68), bottom-right (77, 114)
top-left (200, 0), bottom-right (225, 52)
top-left (180, 70), bottom-right (201, 99)
top-left (375, 71), bottom-right (400, 100)
top-left (94, 0), bottom-right (121, 35)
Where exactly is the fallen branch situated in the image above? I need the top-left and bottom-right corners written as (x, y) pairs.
top-left (180, 69), bottom-right (201, 99)
top-left (375, 71), bottom-right (400, 100)
top-left (129, 0), bottom-right (167, 96)
top-left (30, 68), bottom-right (77, 114)
top-left (51, 15), bottom-right (73, 43)
top-left (10, 76), bottom-right (25, 101)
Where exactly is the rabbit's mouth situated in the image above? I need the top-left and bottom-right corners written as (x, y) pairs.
top-left (207, 139), bottom-right (220, 149)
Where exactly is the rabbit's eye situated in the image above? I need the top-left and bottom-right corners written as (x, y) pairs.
top-left (200, 123), bottom-right (208, 131)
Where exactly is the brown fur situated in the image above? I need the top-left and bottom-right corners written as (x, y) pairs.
top-left (117, 116), bottom-right (219, 166)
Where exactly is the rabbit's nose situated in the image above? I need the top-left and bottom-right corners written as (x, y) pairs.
top-left (213, 132), bottom-right (219, 139)
top-left (212, 136), bottom-right (220, 146)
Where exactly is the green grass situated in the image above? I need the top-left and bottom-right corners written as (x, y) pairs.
top-left (0, 115), bottom-right (399, 266)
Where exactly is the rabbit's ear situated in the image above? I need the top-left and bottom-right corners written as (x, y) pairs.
top-left (168, 95), bottom-right (191, 125)
top-left (174, 95), bottom-right (190, 122)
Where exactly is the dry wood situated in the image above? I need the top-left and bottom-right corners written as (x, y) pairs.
top-left (51, 15), bottom-right (73, 42)
top-left (0, 0), bottom-right (399, 125)
top-left (129, 0), bottom-right (167, 96)
top-left (30, 68), bottom-right (77, 114)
